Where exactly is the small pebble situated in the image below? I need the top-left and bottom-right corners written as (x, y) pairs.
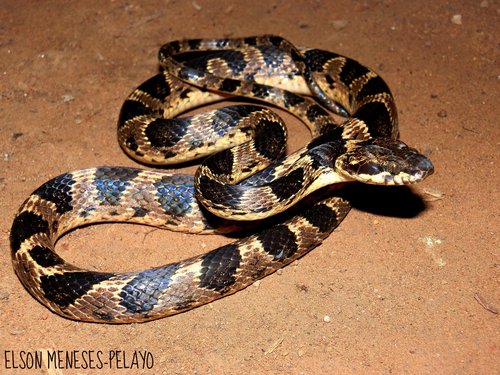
top-left (11, 132), bottom-right (23, 140)
top-left (451, 14), bottom-right (462, 25)
top-left (192, 0), bottom-right (202, 10)
top-left (0, 291), bottom-right (10, 300)
top-left (437, 109), bottom-right (447, 118)
top-left (323, 315), bottom-right (331, 323)
top-left (331, 19), bottom-right (348, 31)
top-left (62, 94), bottom-right (75, 103)
top-left (422, 187), bottom-right (445, 201)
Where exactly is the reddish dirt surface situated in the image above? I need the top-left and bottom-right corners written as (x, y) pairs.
top-left (0, 1), bottom-right (498, 374)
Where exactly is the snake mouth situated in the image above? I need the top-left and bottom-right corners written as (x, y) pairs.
top-left (337, 138), bottom-right (434, 186)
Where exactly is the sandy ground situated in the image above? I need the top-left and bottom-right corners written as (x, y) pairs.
top-left (0, 1), bottom-right (498, 374)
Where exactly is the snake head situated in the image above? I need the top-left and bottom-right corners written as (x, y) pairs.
top-left (336, 138), bottom-right (434, 185)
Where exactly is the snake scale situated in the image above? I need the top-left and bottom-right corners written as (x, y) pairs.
top-left (10, 36), bottom-right (434, 323)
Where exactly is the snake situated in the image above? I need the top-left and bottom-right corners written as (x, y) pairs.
top-left (10, 36), bottom-right (434, 323)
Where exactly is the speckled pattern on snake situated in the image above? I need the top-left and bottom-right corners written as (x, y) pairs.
top-left (10, 36), bottom-right (434, 323)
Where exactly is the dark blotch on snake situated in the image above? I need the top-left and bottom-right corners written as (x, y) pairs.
top-left (224, 50), bottom-right (246, 75)
top-left (354, 101), bottom-right (393, 138)
top-left (118, 100), bottom-right (152, 128)
top-left (357, 75), bottom-right (390, 99)
top-left (137, 73), bottom-right (172, 101)
top-left (119, 265), bottom-right (179, 313)
top-left (306, 128), bottom-right (344, 150)
top-left (40, 272), bottom-right (113, 308)
top-left (338, 58), bottom-right (370, 87)
top-left (182, 54), bottom-right (213, 73)
top-left (163, 40), bottom-right (180, 54)
top-left (253, 119), bottom-right (286, 160)
top-left (199, 244), bottom-right (242, 292)
top-left (269, 168), bottom-right (304, 201)
top-left (133, 207), bottom-right (149, 218)
top-left (94, 167), bottom-right (141, 182)
top-left (10, 211), bottom-right (50, 254)
top-left (268, 35), bottom-right (283, 47)
top-left (33, 172), bottom-right (75, 214)
top-left (251, 84), bottom-right (272, 99)
top-left (197, 176), bottom-right (234, 205)
top-left (306, 104), bottom-right (327, 123)
top-left (125, 136), bottom-right (138, 152)
top-left (29, 245), bottom-right (64, 268)
top-left (144, 118), bottom-right (189, 148)
top-left (257, 224), bottom-right (298, 261)
top-left (243, 36), bottom-right (258, 46)
top-left (298, 202), bottom-right (340, 233)
top-left (325, 74), bottom-right (335, 87)
top-left (303, 49), bottom-right (339, 72)
top-left (187, 38), bottom-right (202, 50)
top-left (257, 45), bottom-right (285, 68)
top-left (283, 91), bottom-right (306, 107)
top-left (179, 88), bottom-right (192, 99)
top-left (204, 150), bottom-right (234, 177)
top-left (219, 78), bottom-right (241, 93)
top-left (289, 48), bottom-right (303, 64)
top-left (93, 167), bottom-right (141, 206)
top-left (154, 176), bottom-right (195, 216)
top-left (307, 138), bottom-right (347, 171)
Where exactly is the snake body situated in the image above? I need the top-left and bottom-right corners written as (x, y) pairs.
top-left (10, 36), bottom-right (433, 323)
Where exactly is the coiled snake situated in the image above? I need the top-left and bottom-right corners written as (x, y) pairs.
top-left (10, 36), bottom-right (434, 323)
